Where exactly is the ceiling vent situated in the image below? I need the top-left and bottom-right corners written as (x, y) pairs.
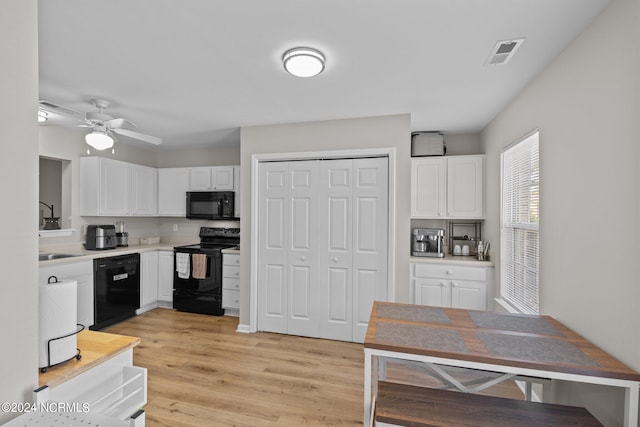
top-left (484, 38), bottom-right (525, 66)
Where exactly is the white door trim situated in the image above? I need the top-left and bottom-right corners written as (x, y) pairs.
top-left (249, 147), bottom-right (397, 333)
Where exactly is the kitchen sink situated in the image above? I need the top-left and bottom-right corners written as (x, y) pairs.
top-left (38, 253), bottom-right (80, 261)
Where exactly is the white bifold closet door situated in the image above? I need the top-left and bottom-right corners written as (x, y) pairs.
top-left (258, 157), bottom-right (388, 343)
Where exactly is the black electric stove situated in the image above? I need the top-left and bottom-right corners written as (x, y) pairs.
top-left (173, 227), bottom-right (240, 315)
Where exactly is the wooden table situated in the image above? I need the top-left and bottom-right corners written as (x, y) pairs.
top-left (364, 302), bottom-right (640, 427)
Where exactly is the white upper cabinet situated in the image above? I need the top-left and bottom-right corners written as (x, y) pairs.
top-left (189, 166), bottom-right (234, 191)
top-left (130, 164), bottom-right (158, 216)
top-left (80, 157), bottom-right (157, 216)
top-left (411, 155), bottom-right (484, 219)
top-left (446, 156), bottom-right (484, 218)
top-left (158, 168), bottom-right (189, 216)
top-left (410, 157), bottom-right (446, 218)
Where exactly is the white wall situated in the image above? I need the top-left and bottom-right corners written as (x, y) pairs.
top-left (481, 0), bottom-right (639, 424)
top-left (156, 146), bottom-right (240, 168)
top-left (239, 114), bottom-right (411, 327)
top-left (0, 0), bottom-right (39, 422)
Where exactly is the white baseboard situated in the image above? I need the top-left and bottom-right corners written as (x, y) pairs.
top-left (236, 323), bottom-right (252, 333)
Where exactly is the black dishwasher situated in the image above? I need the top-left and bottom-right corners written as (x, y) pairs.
top-left (91, 253), bottom-right (140, 330)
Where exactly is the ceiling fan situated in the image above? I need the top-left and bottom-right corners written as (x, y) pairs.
top-left (38, 98), bottom-right (162, 150)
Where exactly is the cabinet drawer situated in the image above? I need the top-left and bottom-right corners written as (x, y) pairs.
top-left (223, 265), bottom-right (240, 279)
top-left (223, 277), bottom-right (240, 290)
top-left (222, 289), bottom-right (240, 309)
top-left (413, 263), bottom-right (486, 281)
top-left (223, 254), bottom-right (240, 266)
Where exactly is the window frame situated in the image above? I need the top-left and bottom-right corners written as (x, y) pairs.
top-left (500, 130), bottom-right (540, 315)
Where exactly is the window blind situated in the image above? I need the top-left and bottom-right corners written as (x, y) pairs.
top-left (501, 131), bottom-right (539, 314)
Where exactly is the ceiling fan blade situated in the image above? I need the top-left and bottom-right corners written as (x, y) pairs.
top-left (38, 100), bottom-right (84, 120)
top-left (104, 118), bottom-right (135, 129)
top-left (113, 128), bottom-right (162, 145)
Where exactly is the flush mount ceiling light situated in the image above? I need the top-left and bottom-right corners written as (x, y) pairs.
top-left (85, 129), bottom-right (114, 150)
top-left (282, 47), bottom-right (325, 77)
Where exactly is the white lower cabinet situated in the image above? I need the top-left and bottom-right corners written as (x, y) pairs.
top-left (139, 252), bottom-right (159, 313)
top-left (157, 251), bottom-right (174, 304)
top-left (222, 253), bottom-right (240, 314)
top-left (411, 262), bottom-right (493, 310)
top-left (39, 261), bottom-right (94, 329)
top-left (33, 350), bottom-right (146, 426)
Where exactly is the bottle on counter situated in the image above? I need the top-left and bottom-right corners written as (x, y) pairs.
top-left (477, 241), bottom-right (484, 261)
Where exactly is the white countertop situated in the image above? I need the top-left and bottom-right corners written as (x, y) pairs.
top-left (38, 243), bottom-right (181, 266)
top-left (410, 254), bottom-right (494, 267)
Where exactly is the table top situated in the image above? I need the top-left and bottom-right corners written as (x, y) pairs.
top-left (365, 302), bottom-right (640, 382)
top-left (39, 330), bottom-right (140, 388)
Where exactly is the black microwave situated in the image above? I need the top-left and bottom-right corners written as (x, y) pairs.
top-left (186, 191), bottom-right (235, 220)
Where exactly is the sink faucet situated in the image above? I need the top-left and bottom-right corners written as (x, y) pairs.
top-left (39, 201), bottom-right (60, 230)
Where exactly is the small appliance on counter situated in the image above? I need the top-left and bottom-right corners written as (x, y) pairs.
top-left (115, 220), bottom-right (129, 247)
top-left (84, 225), bottom-right (117, 250)
top-left (411, 228), bottom-right (445, 257)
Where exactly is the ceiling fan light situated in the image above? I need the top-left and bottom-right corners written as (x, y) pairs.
top-left (38, 110), bottom-right (48, 122)
top-left (85, 130), bottom-right (114, 150)
top-left (283, 47), bottom-right (325, 77)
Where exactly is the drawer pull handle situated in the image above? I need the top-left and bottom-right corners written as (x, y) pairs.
top-left (332, 257), bottom-right (338, 263)
top-left (300, 256), bottom-right (306, 261)
top-left (446, 270), bottom-right (452, 275)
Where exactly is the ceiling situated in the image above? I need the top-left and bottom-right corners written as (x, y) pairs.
top-left (37, 0), bottom-right (610, 151)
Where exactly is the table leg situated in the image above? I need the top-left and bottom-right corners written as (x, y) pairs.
top-left (623, 385), bottom-right (639, 427)
top-left (364, 349), bottom-right (372, 427)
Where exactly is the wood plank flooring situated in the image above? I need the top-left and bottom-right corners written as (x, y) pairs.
top-left (106, 308), bottom-right (522, 427)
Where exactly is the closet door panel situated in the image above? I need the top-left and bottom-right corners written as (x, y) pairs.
top-left (352, 157), bottom-right (389, 343)
top-left (318, 159), bottom-right (353, 341)
top-left (258, 163), bottom-right (289, 334)
top-left (287, 161), bottom-right (319, 337)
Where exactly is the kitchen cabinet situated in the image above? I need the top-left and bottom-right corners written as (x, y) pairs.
top-left (140, 251), bottom-right (159, 313)
top-left (39, 260), bottom-right (94, 329)
top-left (411, 155), bottom-right (484, 219)
top-left (222, 253), bottom-right (240, 314)
top-left (157, 250), bottom-right (174, 304)
top-left (411, 262), bottom-right (493, 310)
top-left (189, 166), bottom-right (234, 190)
top-left (80, 157), bottom-right (157, 217)
top-left (158, 168), bottom-right (189, 216)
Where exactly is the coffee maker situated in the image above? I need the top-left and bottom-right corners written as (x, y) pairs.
top-left (412, 228), bottom-right (445, 257)
top-left (115, 221), bottom-right (129, 247)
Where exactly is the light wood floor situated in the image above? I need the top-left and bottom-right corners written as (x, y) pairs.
top-left (106, 308), bottom-right (522, 427)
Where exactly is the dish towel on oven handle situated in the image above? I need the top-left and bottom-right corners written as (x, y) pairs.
top-left (176, 252), bottom-right (190, 279)
top-left (192, 253), bottom-right (207, 279)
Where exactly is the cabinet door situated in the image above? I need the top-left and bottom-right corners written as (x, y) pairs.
top-left (447, 156), bottom-right (484, 218)
top-left (411, 158), bottom-right (446, 218)
top-left (131, 165), bottom-right (157, 216)
top-left (99, 158), bottom-right (129, 216)
top-left (158, 251), bottom-right (174, 302)
top-left (414, 278), bottom-right (450, 307)
top-left (141, 251), bottom-right (159, 307)
top-left (158, 168), bottom-right (189, 216)
top-left (211, 166), bottom-right (235, 190)
top-left (450, 280), bottom-right (486, 310)
top-left (189, 167), bottom-right (212, 190)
